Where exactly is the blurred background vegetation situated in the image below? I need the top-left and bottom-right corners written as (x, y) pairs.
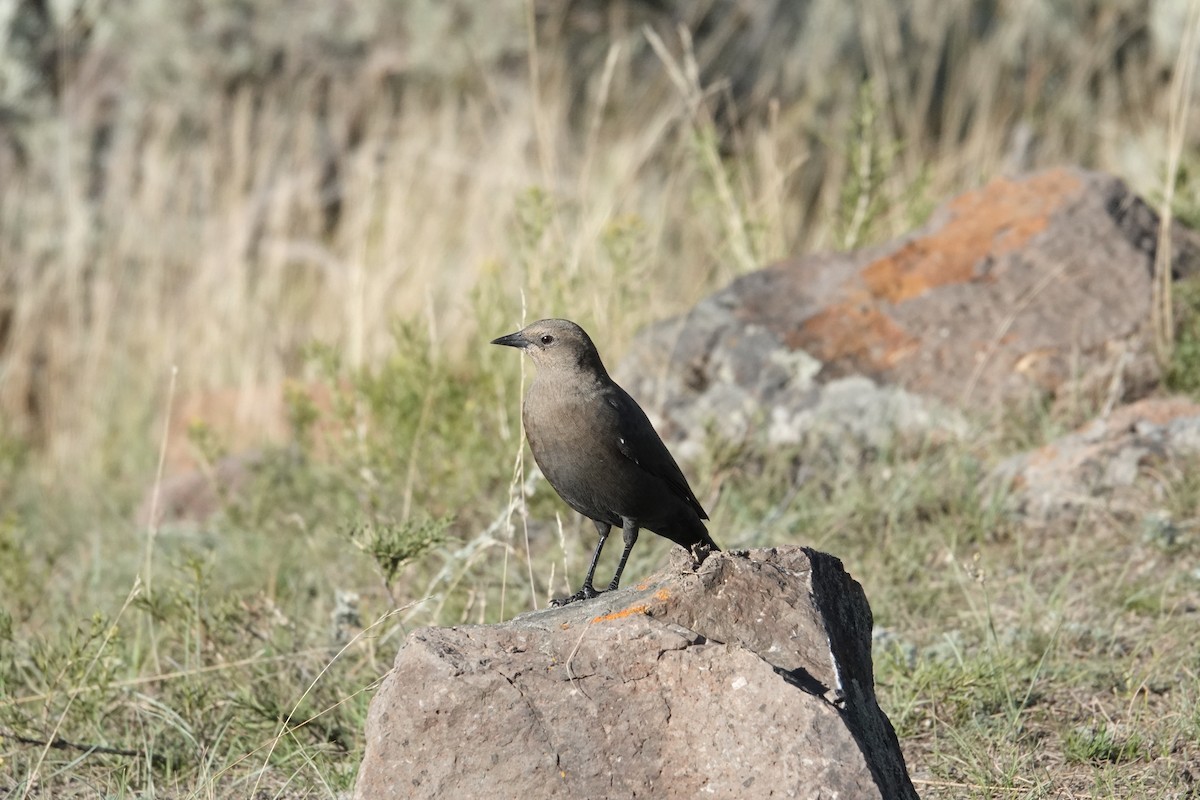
top-left (1, 0), bottom-right (1199, 796)
top-left (2, 0), bottom-right (1197, 464)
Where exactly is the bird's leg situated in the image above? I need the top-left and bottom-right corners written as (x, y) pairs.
top-left (552, 521), bottom-right (610, 606)
top-left (605, 518), bottom-right (640, 592)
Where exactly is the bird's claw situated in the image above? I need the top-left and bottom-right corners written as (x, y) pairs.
top-left (551, 584), bottom-right (603, 606)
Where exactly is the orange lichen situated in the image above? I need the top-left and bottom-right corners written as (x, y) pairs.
top-left (1023, 444), bottom-right (1062, 470)
top-left (860, 170), bottom-right (1082, 304)
top-left (590, 604), bottom-right (650, 623)
top-left (589, 588), bottom-right (670, 623)
top-left (792, 300), bottom-right (919, 373)
top-left (1105, 397), bottom-right (1200, 429)
top-left (791, 169), bottom-right (1084, 376)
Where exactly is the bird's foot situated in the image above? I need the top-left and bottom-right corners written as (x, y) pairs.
top-left (551, 583), bottom-right (602, 607)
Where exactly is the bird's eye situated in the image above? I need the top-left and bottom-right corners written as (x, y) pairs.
top-left (540, 334), bottom-right (554, 345)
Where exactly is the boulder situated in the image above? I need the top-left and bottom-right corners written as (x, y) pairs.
top-left (354, 546), bottom-right (919, 800)
top-left (135, 452), bottom-right (261, 527)
top-left (991, 396), bottom-right (1200, 523)
top-left (616, 169), bottom-right (1200, 460)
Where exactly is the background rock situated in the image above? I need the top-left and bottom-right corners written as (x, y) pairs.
top-left (990, 396), bottom-right (1200, 524)
top-left (616, 168), bottom-right (1200, 462)
top-left (135, 452), bottom-right (261, 527)
top-left (355, 546), bottom-right (919, 800)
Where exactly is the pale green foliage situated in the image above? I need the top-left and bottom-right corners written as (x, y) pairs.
top-left (349, 517), bottom-right (450, 586)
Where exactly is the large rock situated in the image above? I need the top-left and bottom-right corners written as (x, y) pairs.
top-left (991, 396), bottom-right (1200, 523)
top-left (616, 168), bottom-right (1200, 460)
top-left (355, 546), bottom-right (918, 800)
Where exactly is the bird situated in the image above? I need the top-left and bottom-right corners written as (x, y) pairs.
top-left (491, 318), bottom-right (719, 606)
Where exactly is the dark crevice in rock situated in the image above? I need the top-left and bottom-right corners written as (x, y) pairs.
top-left (773, 665), bottom-right (830, 697)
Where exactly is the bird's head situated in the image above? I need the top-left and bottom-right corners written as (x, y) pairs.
top-left (491, 318), bottom-right (608, 376)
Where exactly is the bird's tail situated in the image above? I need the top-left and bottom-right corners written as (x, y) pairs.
top-left (687, 528), bottom-right (720, 567)
top-left (659, 515), bottom-right (719, 555)
top-left (684, 520), bottom-right (720, 561)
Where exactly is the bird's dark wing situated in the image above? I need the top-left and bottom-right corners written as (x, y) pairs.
top-left (604, 386), bottom-right (709, 520)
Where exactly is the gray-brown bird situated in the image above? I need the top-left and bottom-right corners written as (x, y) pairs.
top-left (492, 318), bottom-right (719, 606)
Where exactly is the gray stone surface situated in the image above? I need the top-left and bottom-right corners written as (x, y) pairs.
top-left (991, 396), bottom-right (1200, 522)
top-left (354, 546), bottom-right (919, 800)
top-left (616, 310), bottom-right (961, 466)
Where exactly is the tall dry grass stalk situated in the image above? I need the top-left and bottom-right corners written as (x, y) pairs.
top-left (0, 1), bottom-right (1192, 478)
top-left (1152, 0), bottom-right (1200, 367)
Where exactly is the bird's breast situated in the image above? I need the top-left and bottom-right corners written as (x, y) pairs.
top-left (522, 384), bottom-right (627, 516)
top-left (523, 395), bottom-right (610, 472)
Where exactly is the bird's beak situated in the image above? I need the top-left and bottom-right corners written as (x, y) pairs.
top-left (490, 330), bottom-right (528, 349)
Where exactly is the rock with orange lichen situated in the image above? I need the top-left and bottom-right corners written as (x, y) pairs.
top-left (990, 396), bottom-right (1200, 523)
top-left (354, 546), bottom-right (918, 800)
top-left (616, 169), bottom-right (1200, 461)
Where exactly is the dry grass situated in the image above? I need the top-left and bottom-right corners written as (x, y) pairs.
top-left (0, 0), bottom-right (1191, 465)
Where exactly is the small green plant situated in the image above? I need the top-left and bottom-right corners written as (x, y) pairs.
top-left (186, 419), bottom-right (227, 468)
top-left (1168, 155), bottom-right (1200, 231)
top-left (348, 516), bottom-right (450, 597)
top-left (1063, 725), bottom-right (1149, 764)
top-left (835, 82), bottom-right (899, 250)
top-left (1165, 276), bottom-right (1200, 396)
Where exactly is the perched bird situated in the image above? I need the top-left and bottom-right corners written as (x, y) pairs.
top-left (492, 318), bottom-right (719, 606)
